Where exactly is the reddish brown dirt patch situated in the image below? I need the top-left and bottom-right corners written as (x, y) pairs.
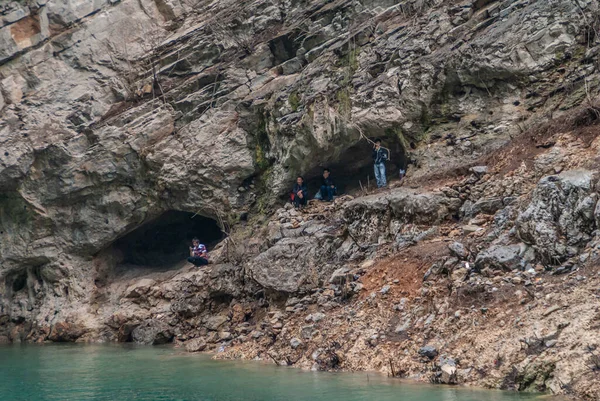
top-left (403, 105), bottom-right (600, 186)
top-left (360, 241), bottom-right (449, 298)
top-left (10, 15), bottom-right (41, 45)
top-left (482, 105), bottom-right (600, 175)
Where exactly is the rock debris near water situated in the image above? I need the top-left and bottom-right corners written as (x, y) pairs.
top-left (418, 346), bottom-right (438, 360)
top-left (1, 0), bottom-right (600, 399)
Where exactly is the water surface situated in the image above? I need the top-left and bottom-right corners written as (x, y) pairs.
top-left (0, 344), bottom-right (545, 401)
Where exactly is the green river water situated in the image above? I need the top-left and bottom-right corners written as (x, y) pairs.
top-left (0, 344), bottom-right (547, 401)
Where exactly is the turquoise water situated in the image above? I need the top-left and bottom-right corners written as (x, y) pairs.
top-left (0, 344), bottom-right (544, 401)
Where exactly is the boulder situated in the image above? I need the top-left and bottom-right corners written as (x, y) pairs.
top-left (219, 331), bottom-right (232, 341)
top-left (388, 191), bottom-right (462, 224)
top-left (118, 323), bottom-right (139, 343)
top-left (439, 357), bottom-right (458, 384)
top-left (131, 320), bottom-right (173, 345)
top-left (280, 58), bottom-right (303, 75)
top-left (207, 264), bottom-right (244, 298)
top-left (249, 237), bottom-right (336, 293)
top-left (448, 242), bottom-right (469, 259)
top-left (394, 319), bottom-right (411, 334)
top-left (47, 321), bottom-right (86, 342)
top-left (470, 166), bottom-right (488, 175)
top-left (250, 330), bottom-right (264, 339)
top-left (352, 282), bottom-right (364, 293)
top-left (451, 267), bottom-right (468, 282)
top-left (517, 170), bottom-right (597, 262)
top-left (344, 188), bottom-right (461, 246)
top-left (205, 315), bottom-right (229, 331)
top-left (462, 224), bottom-right (483, 234)
top-left (301, 325), bottom-right (316, 339)
top-left (462, 197), bottom-right (503, 217)
top-left (170, 297), bottom-right (205, 319)
top-left (305, 312), bottom-right (325, 323)
top-left (418, 345), bottom-right (438, 359)
top-left (475, 245), bottom-right (523, 271)
top-left (124, 279), bottom-right (156, 299)
top-left (329, 267), bottom-right (353, 285)
top-left (473, 197), bottom-right (504, 215)
top-left (185, 338), bottom-right (207, 353)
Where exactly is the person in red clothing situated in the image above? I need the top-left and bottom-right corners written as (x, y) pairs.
top-left (187, 237), bottom-right (208, 267)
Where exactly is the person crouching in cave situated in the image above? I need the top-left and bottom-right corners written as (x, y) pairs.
top-left (188, 237), bottom-right (209, 267)
top-left (292, 175), bottom-right (309, 209)
top-left (320, 168), bottom-right (336, 202)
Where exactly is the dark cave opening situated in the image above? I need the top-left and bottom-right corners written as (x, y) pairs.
top-left (303, 137), bottom-right (409, 197)
top-left (5, 270), bottom-right (27, 294)
top-left (268, 32), bottom-right (301, 65)
top-left (113, 211), bottom-right (224, 267)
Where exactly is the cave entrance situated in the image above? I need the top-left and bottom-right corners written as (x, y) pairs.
top-left (303, 136), bottom-right (408, 197)
top-left (268, 31), bottom-right (302, 65)
top-left (114, 211), bottom-right (223, 267)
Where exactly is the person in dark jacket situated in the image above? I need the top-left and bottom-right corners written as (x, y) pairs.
top-left (292, 176), bottom-right (308, 209)
top-left (320, 168), bottom-right (336, 202)
top-left (372, 138), bottom-right (389, 188)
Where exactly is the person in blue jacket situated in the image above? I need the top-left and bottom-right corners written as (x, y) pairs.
top-left (372, 138), bottom-right (389, 188)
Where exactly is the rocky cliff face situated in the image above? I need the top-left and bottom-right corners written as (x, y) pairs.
top-left (2, 0), bottom-right (600, 399)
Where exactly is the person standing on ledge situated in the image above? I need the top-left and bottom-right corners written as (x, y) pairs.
top-left (188, 237), bottom-right (208, 267)
top-left (372, 138), bottom-right (389, 188)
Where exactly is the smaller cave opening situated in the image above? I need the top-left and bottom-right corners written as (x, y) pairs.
top-left (301, 137), bottom-right (409, 197)
top-left (268, 32), bottom-right (302, 65)
top-left (113, 211), bottom-right (224, 267)
top-left (8, 271), bottom-right (27, 293)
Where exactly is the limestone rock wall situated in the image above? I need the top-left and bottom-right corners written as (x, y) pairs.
top-left (1, 1), bottom-right (600, 391)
